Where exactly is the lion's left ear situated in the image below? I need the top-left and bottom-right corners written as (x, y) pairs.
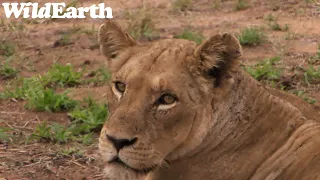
top-left (193, 33), bottom-right (242, 87)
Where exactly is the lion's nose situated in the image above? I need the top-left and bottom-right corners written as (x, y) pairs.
top-left (106, 134), bottom-right (137, 152)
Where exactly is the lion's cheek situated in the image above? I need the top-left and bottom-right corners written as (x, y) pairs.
top-left (151, 119), bottom-right (194, 160)
top-left (158, 114), bottom-right (197, 160)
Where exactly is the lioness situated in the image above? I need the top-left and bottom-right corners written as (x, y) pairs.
top-left (98, 20), bottom-right (320, 180)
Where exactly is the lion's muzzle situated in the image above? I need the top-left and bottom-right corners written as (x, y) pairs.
top-left (99, 130), bottom-right (160, 174)
top-left (106, 134), bottom-right (138, 152)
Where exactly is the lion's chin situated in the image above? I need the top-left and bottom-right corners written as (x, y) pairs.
top-left (103, 163), bottom-right (147, 180)
top-left (108, 157), bottom-right (157, 174)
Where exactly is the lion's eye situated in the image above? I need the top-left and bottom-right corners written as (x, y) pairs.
top-left (158, 94), bottom-right (177, 105)
top-left (114, 81), bottom-right (126, 93)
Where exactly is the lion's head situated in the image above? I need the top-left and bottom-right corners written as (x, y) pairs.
top-left (98, 20), bottom-right (242, 178)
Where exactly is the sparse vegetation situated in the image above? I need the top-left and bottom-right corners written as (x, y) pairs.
top-left (244, 56), bottom-right (283, 81)
top-left (53, 33), bottom-right (74, 47)
top-left (235, 0), bottom-right (250, 10)
top-left (124, 7), bottom-right (159, 41)
top-left (0, 40), bottom-right (15, 57)
top-left (268, 20), bottom-right (289, 31)
top-left (27, 97), bottom-right (107, 145)
top-left (25, 88), bottom-right (78, 112)
top-left (212, 0), bottom-right (221, 9)
top-left (174, 29), bottom-right (205, 44)
top-left (58, 147), bottom-right (84, 157)
top-left (284, 32), bottom-right (300, 40)
top-left (292, 90), bottom-right (317, 104)
top-left (308, 44), bottom-right (320, 64)
top-left (0, 76), bottom-right (78, 112)
top-left (172, 0), bottom-right (193, 12)
top-left (28, 121), bottom-right (74, 144)
top-left (28, 121), bottom-right (53, 142)
top-left (42, 63), bottom-right (82, 87)
top-left (303, 65), bottom-right (320, 84)
top-left (0, 62), bottom-right (19, 79)
top-left (68, 97), bottom-right (108, 133)
top-left (0, 127), bottom-right (12, 142)
top-left (237, 26), bottom-right (266, 46)
top-left (2, 20), bottom-right (25, 31)
top-left (0, 77), bottom-right (42, 100)
top-left (83, 68), bottom-right (111, 85)
top-left (264, 14), bottom-right (276, 21)
top-left (130, 16), bottom-right (157, 41)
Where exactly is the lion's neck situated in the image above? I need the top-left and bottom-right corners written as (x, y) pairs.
top-left (200, 70), bottom-right (304, 155)
top-left (171, 70), bottom-right (305, 179)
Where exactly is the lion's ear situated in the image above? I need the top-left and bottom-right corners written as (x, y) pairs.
top-left (98, 20), bottom-right (136, 59)
top-left (193, 33), bottom-right (242, 87)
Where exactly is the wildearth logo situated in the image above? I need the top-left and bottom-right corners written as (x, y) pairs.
top-left (2, 3), bottom-right (113, 19)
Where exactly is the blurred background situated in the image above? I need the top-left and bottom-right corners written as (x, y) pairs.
top-left (0, 0), bottom-right (319, 179)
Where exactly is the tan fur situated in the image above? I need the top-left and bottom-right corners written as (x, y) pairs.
top-left (98, 20), bottom-right (320, 180)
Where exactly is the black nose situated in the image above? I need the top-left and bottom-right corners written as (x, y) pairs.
top-left (106, 134), bottom-right (137, 152)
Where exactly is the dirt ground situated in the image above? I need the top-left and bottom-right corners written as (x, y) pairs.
top-left (0, 0), bottom-right (319, 179)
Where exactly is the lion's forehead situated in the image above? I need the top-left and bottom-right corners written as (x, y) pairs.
top-left (118, 39), bottom-right (195, 83)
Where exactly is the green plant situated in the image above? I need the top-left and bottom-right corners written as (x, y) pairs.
top-left (270, 22), bottom-right (281, 31)
top-left (283, 24), bottom-right (290, 31)
top-left (0, 62), bottom-right (18, 79)
top-left (303, 65), bottom-right (320, 84)
top-left (6, 21), bottom-right (24, 31)
top-left (269, 21), bottom-right (289, 31)
top-left (130, 17), bottom-right (158, 41)
top-left (68, 97), bottom-right (108, 133)
top-left (308, 44), bottom-right (320, 64)
top-left (42, 63), bottom-right (82, 87)
top-left (60, 0), bottom-right (78, 16)
top-left (124, 7), bottom-right (159, 41)
top-left (29, 121), bottom-right (52, 142)
top-left (53, 32), bottom-right (74, 47)
top-left (284, 32), bottom-right (300, 40)
top-left (212, 0), bottom-right (221, 9)
top-left (25, 88), bottom-right (77, 112)
top-left (235, 0), bottom-right (250, 10)
top-left (304, 0), bottom-right (314, 3)
top-left (29, 122), bottom-right (72, 144)
top-left (59, 147), bottom-right (84, 157)
top-left (26, 97), bottom-right (108, 144)
top-left (172, 0), bottom-right (193, 11)
top-left (0, 127), bottom-right (12, 142)
top-left (83, 68), bottom-right (111, 85)
top-left (174, 29), bottom-right (205, 45)
top-left (28, 121), bottom-right (91, 144)
top-left (292, 90), bottom-right (317, 104)
top-left (244, 56), bottom-right (283, 81)
top-left (0, 40), bottom-right (15, 57)
top-left (264, 14), bottom-right (276, 21)
top-left (77, 133), bottom-right (93, 145)
top-left (51, 123), bottom-right (72, 143)
top-left (237, 26), bottom-right (266, 46)
top-left (0, 77), bottom-right (41, 100)
top-left (0, 73), bottom-right (77, 112)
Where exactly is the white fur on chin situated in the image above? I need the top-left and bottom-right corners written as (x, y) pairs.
top-left (103, 163), bottom-right (148, 180)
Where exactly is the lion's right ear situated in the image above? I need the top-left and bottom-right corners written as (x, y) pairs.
top-left (98, 20), bottom-right (136, 60)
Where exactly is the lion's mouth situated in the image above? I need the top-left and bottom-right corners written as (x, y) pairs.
top-left (109, 156), bottom-right (156, 174)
